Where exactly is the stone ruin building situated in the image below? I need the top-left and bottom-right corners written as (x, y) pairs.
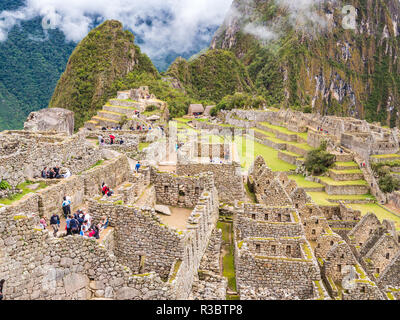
top-left (5, 90), bottom-right (400, 300)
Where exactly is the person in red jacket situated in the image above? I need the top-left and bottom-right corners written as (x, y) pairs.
top-left (109, 134), bottom-right (115, 145)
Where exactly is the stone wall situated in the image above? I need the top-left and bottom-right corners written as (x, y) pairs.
top-left (0, 131), bottom-right (102, 187)
top-left (176, 163), bottom-right (244, 203)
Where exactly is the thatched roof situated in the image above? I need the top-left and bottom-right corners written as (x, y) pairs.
top-left (188, 104), bottom-right (204, 115)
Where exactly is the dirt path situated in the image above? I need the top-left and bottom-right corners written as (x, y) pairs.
top-left (157, 206), bottom-right (193, 230)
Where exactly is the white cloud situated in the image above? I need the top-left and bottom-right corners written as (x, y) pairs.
top-left (0, 0), bottom-right (232, 64)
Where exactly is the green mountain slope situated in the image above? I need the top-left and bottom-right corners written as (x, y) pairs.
top-left (0, 18), bottom-right (75, 130)
top-left (49, 20), bottom-right (158, 129)
top-left (166, 49), bottom-right (253, 103)
top-left (210, 0), bottom-right (400, 126)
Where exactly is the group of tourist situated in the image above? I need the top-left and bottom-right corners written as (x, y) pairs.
top-left (41, 166), bottom-right (71, 179)
top-left (98, 135), bottom-right (124, 146)
top-left (46, 208), bottom-right (108, 239)
top-left (101, 126), bottom-right (123, 131)
top-left (316, 126), bottom-right (329, 135)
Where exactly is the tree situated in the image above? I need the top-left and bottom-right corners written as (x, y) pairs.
top-left (304, 141), bottom-right (335, 176)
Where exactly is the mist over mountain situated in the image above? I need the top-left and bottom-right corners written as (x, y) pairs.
top-left (0, 0), bottom-right (230, 130)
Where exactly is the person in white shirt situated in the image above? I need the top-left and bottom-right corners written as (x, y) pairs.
top-left (63, 169), bottom-right (71, 178)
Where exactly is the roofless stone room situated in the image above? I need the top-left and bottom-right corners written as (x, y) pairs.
top-left (2, 0), bottom-right (400, 309)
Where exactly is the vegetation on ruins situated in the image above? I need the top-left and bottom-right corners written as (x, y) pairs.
top-left (371, 161), bottom-right (400, 193)
top-left (304, 141), bottom-right (335, 176)
top-left (0, 180), bottom-right (11, 190)
top-left (166, 50), bottom-right (253, 102)
top-left (0, 180), bottom-right (47, 205)
top-left (210, 92), bottom-right (266, 116)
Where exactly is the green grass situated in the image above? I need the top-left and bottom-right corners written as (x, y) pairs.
top-left (280, 150), bottom-right (302, 158)
top-left (288, 175), bottom-right (324, 188)
top-left (371, 154), bottom-right (400, 159)
top-left (335, 161), bottom-right (358, 167)
top-left (347, 203), bottom-right (400, 230)
top-left (244, 184), bottom-right (257, 203)
top-left (234, 136), bottom-right (296, 172)
top-left (217, 221), bottom-right (237, 292)
top-left (88, 160), bottom-right (104, 170)
top-left (139, 142), bottom-right (150, 151)
top-left (329, 169), bottom-right (363, 174)
top-left (307, 192), bottom-right (375, 206)
top-left (319, 177), bottom-right (368, 186)
top-left (0, 181), bottom-right (47, 205)
top-left (259, 122), bottom-right (308, 141)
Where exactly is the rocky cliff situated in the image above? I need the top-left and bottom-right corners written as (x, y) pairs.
top-left (210, 0), bottom-right (400, 126)
top-left (49, 20), bottom-right (158, 130)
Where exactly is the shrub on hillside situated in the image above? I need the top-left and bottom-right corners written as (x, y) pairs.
top-left (379, 175), bottom-right (400, 193)
top-left (210, 92), bottom-right (266, 116)
top-left (0, 180), bottom-right (11, 190)
top-left (304, 141), bottom-right (335, 175)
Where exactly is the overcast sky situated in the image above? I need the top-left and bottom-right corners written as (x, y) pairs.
top-left (0, 0), bottom-right (232, 65)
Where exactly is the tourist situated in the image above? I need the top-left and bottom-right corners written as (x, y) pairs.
top-left (66, 215), bottom-right (72, 236)
top-left (50, 213), bottom-right (60, 236)
top-left (0, 279), bottom-right (4, 300)
top-left (91, 225), bottom-right (100, 239)
top-left (100, 216), bottom-right (109, 230)
top-left (98, 135), bottom-right (103, 145)
top-left (135, 161), bottom-right (141, 173)
top-left (84, 212), bottom-right (92, 227)
top-left (39, 217), bottom-right (47, 230)
top-left (102, 183), bottom-right (110, 195)
top-left (48, 168), bottom-right (55, 179)
top-left (70, 216), bottom-right (79, 235)
top-left (41, 167), bottom-right (48, 179)
top-left (109, 134), bottom-right (115, 145)
top-left (81, 221), bottom-right (89, 234)
top-left (62, 196), bottom-right (71, 219)
top-left (119, 139), bottom-right (124, 145)
top-left (54, 166), bottom-right (61, 178)
top-left (63, 169), bottom-right (71, 179)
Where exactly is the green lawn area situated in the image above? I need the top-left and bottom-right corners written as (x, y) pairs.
top-left (0, 181), bottom-right (47, 205)
top-left (280, 150), bottom-right (302, 158)
top-left (173, 117), bottom-right (192, 123)
top-left (259, 122), bottom-right (308, 141)
top-left (319, 177), bottom-right (368, 186)
top-left (217, 221), bottom-right (237, 293)
top-left (288, 175), bottom-right (324, 188)
top-left (307, 192), bottom-right (375, 206)
top-left (139, 142), bottom-right (150, 151)
top-left (329, 169), bottom-right (363, 174)
top-left (371, 154), bottom-right (400, 159)
top-left (251, 127), bottom-right (276, 138)
top-left (234, 136), bottom-right (296, 172)
top-left (335, 161), bottom-right (358, 167)
top-left (347, 203), bottom-right (400, 230)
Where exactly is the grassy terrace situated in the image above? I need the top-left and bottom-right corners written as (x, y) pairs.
top-left (329, 169), bottom-right (363, 174)
top-left (335, 161), bottom-right (359, 167)
top-left (0, 181), bottom-right (47, 205)
top-left (139, 142), bottom-right (150, 151)
top-left (252, 127), bottom-right (313, 152)
top-left (234, 136), bottom-right (296, 172)
top-left (288, 175), bottom-right (324, 189)
top-left (348, 203), bottom-right (400, 230)
top-left (318, 177), bottom-right (368, 186)
top-left (307, 192), bottom-right (375, 206)
top-left (370, 154), bottom-right (400, 159)
top-left (259, 122), bottom-right (308, 141)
